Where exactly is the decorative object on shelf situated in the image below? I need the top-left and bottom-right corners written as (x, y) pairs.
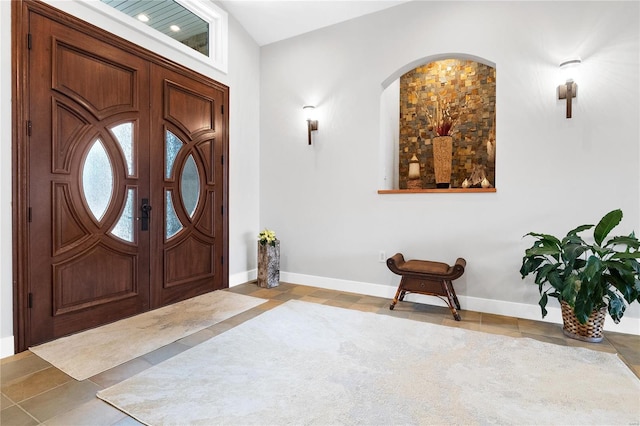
top-left (461, 178), bottom-right (471, 188)
top-left (468, 164), bottom-right (488, 188)
top-left (303, 105), bottom-right (318, 145)
top-left (432, 136), bottom-right (453, 188)
top-left (486, 140), bottom-right (495, 161)
top-left (427, 99), bottom-right (459, 188)
top-left (557, 57), bottom-right (581, 119)
top-left (519, 209), bottom-right (640, 342)
top-left (407, 154), bottom-right (421, 189)
top-left (257, 229), bottom-right (280, 288)
top-left (487, 126), bottom-right (496, 161)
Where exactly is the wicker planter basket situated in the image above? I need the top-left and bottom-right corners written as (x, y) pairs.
top-left (560, 301), bottom-right (606, 343)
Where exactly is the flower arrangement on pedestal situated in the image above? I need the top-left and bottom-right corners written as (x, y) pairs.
top-left (258, 228), bottom-right (277, 247)
top-left (257, 229), bottom-right (279, 288)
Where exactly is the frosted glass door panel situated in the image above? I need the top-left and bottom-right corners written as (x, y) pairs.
top-left (165, 130), bottom-right (183, 179)
top-left (82, 139), bottom-right (114, 222)
top-left (110, 122), bottom-right (134, 176)
top-left (165, 190), bottom-right (183, 239)
top-left (110, 188), bottom-right (135, 242)
top-left (181, 153), bottom-right (200, 218)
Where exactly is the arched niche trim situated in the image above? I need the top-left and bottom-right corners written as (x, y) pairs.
top-left (381, 52), bottom-right (496, 89)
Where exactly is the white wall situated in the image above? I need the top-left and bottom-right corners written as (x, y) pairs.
top-left (259, 1), bottom-right (640, 333)
top-left (0, 0), bottom-right (261, 357)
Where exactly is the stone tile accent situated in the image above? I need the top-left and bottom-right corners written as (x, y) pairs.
top-left (399, 59), bottom-right (496, 189)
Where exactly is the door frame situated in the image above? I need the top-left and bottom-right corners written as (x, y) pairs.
top-left (12, 0), bottom-right (229, 353)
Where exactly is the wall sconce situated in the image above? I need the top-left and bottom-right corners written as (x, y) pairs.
top-left (303, 105), bottom-right (318, 145)
top-left (558, 58), bottom-right (581, 118)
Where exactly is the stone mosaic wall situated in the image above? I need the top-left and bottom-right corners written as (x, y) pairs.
top-left (399, 59), bottom-right (496, 189)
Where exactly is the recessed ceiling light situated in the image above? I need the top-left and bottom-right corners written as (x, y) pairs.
top-left (170, 25), bottom-right (180, 32)
top-left (137, 14), bottom-right (149, 23)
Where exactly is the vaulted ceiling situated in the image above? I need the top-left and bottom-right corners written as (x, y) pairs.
top-left (218, 0), bottom-right (410, 46)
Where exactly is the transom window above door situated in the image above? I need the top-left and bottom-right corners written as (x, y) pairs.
top-left (101, 0), bottom-right (209, 55)
top-left (93, 0), bottom-right (228, 73)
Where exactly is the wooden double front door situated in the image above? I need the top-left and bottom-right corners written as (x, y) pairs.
top-left (16, 2), bottom-right (229, 349)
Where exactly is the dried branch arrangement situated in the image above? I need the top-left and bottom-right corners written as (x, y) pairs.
top-left (427, 98), bottom-right (459, 137)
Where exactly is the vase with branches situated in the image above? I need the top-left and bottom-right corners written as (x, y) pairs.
top-left (426, 98), bottom-right (459, 137)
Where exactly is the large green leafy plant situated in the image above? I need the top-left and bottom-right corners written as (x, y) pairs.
top-left (520, 209), bottom-right (640, 324)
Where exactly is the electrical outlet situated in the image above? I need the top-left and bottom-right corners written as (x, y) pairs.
top-left (378, 251), bottom-right (386, 263)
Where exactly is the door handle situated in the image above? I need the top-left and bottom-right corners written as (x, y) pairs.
top-left (140, 198), bottom-right (152, 231)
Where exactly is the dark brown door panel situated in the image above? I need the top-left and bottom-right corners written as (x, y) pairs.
top-left (14, 1), bottom-right (229, 350)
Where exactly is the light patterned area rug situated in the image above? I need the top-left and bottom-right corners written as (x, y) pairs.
top-left (30, 291), bottom-right (265, 380)
top-left (97, 300), bottom-right (640, 425)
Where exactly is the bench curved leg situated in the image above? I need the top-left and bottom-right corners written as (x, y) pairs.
top-left (442, 281), bottom-right (461, 321)
top-left (446, 280), bottom-right (461, 310)
top-left (390, 285), bottom-right (404, 310)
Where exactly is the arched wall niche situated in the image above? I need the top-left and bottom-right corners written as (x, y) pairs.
top-left (379, 53), bottom-right (496, 192)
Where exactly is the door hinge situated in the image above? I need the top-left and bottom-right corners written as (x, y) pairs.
top-left (221, 205), bottom-right (224, 215)
top-left (28, 207), bottom-right (32, 222)
top-left (27, 33), bottom-right (32, 50)
top-left (221, 104), bottom-right (224, 115)
top-left (27, 121), bottom-right (32, 136)
top-left (28, 293), bottom-right (33, 308)
top-left (221, 155), bottom-right (224, 165)
top-left (221, 256), bottom-right (224, 265)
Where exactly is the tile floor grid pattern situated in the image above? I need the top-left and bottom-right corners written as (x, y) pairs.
top-left (1, 282), bottom-right (639, 425)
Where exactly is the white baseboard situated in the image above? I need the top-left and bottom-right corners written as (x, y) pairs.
top-left (280, 271), bottom-right (640, 336)
top-left (230, 269), bottom-right (256, 287)
top-left (1, 335), bottom-right (14, 359)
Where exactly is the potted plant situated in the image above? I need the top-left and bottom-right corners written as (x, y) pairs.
top-left (520, 209), bottom-right (640, 342)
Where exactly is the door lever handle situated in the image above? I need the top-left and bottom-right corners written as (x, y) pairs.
top-left (140, 198), bottom-right (152, 231)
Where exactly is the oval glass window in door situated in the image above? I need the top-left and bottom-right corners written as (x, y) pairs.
top-left (82, 138), bottom-right (114, 222)
top-left (181, 153), bottom-right (200, 218)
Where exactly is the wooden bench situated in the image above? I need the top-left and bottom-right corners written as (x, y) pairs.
top-left (386, 253), bottom-right (466, 320)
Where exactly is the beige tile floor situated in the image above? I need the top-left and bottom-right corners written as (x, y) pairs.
top-left (2, 282), bottom-right (639, 425)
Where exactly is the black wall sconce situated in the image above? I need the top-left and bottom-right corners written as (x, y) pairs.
top-left (303, 105), bottom-right (318, 145)
top-left (558, 58), bottom-right (581, 119)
